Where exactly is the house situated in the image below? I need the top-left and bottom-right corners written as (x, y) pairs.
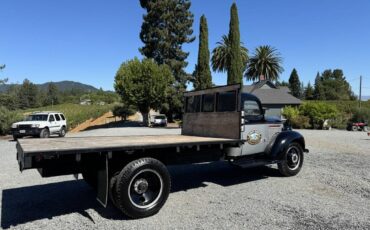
top-left (243, 80), bottom-right (301, 118)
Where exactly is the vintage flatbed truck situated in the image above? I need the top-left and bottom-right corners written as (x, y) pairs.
top-left (16, 84), bottom-right (308, 218)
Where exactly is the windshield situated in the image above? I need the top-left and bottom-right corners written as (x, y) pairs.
top-left (155, 115), bottom-right (166, 119)
top-left (26, 115), bottom-right (48, 121)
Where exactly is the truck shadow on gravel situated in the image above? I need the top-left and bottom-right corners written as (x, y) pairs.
top-left (1, 162), bottom-right (279, 228)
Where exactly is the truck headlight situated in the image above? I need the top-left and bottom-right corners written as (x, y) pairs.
top-left (11, 123), bottom-right (18, 129)
top-left (31, 124), bottom-right (40, 128)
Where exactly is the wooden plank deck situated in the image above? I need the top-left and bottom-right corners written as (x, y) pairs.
top-left (17, 135), bottom-right (241, 155)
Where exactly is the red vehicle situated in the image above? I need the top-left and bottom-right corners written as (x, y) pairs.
top-left (347, 122), bottom-right (368, 132)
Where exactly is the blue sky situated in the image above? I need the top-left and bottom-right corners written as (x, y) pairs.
top-left (1, 0), bottom-right (370, 96)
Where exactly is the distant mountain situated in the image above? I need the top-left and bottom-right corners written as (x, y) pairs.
top-left (0, 81), bottom-right (99, 93)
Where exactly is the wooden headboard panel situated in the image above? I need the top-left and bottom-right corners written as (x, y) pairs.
top-left (181, 112), bottom-right (240, 139)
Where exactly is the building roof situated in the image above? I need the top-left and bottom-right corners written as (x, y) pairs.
top-left (243, 80), bottom-right (301, 105)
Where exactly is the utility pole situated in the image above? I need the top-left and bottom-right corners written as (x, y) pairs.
top-left (359, 75), bottom-right (362, 109)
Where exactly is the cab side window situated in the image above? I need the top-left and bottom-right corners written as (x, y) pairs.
top-left (60, 114), bottom-right (66, 120)
top-left (49, 115), bottom-right (55, 122)
top-left (217, 91), bottom-right (236, 112)
top-left (243, 100), bottom-right (263, 122)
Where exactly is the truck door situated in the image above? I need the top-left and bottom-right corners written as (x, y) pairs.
top-left (240, 97), bottom-right (269, 155)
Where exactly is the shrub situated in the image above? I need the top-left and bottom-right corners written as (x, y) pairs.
top-left (112, 104), bottom-right (136, 121)
top-left (299, 102), bottom-right (338, 129)
top-left (0, 106), bottom-right (23, 135)
top-left (351, 108), bottom-right (370, 123)
top-left (282, 106), bottom-right (299, 120)
top-left (291, 115), bottom-right (311, 129)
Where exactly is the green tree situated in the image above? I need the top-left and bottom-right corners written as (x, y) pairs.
top-left (0, 64), bottom-right (7, 84)
top-left (299, 102), bottom-right (338, 129)
top-left (18, 79), bottom-right (39, 109)
top-left (227, 3), bottom-right (244, 84)
top-left (114, 58), bottom-right (174, 126)
top-left (313, 72), bottom-right (324, 100)
top-left (245, 45), bottom-right (284, 82)
top-left (139, 0), bottom-right (195, 119)
top-left (193, 15), bottom-right (212, 90)
top-left (304, 81), bottom-right (314, 100)
top-left (44, 82), bottom-right (60, 106)
top-left (288, 68), bottom-right (301, 98)
top-left (112, 103), bottom-right (136, 121)
top-left (276, 80), bottom-right (289, 87)
top-left (211, 35), bottom-right (248, 76)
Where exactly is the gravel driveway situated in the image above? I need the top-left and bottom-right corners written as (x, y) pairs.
top-left (0, 128), bottom-right (369, 229)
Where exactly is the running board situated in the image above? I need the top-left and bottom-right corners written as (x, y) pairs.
top-left (231, 158), bottom-right (277, 168)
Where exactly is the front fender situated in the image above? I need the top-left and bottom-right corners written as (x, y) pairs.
top-left (268, 131), bottom-right (307, 160)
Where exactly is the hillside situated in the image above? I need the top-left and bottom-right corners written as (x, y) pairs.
top-left (0, 80), bottom-right (98, 93)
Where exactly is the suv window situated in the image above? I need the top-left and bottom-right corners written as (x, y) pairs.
top-left (60, 114), bottom-right (65, 120)
top-left (217, 91), bottom-right (236, 112)
top-left (48, 115), bottom-right (55, 122)
top-left (55, 114), bottom-right (61, 121)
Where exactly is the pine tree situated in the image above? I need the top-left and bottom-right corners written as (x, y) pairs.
top-left (193, 15), bottom-right (212, 90)
top-left (305, 81), bottom-right (314, 100)
top-left (227, 3), bottom-right (243, 85)
top-left (139, 0), bottom-right (195, 119)
top-left (314, 72), bottom-right (325, 100)
top-left (288, 68), bottom-right (301, 98)
top-left (45, 82), bottom-right (60, 106)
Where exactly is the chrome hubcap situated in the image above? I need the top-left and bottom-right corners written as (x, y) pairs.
top-left (287, 146), bottom-right (300, 170)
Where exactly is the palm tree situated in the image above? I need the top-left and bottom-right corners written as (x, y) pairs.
top-left (211, 35), bottom-right (249, 73)
top-left (245, 45), bottom-right (284, 82)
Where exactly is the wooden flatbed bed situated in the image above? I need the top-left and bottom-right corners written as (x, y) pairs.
top-left (17, 135), bottom-right (242, 156)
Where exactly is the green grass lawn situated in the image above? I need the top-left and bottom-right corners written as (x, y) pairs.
top-left (20, 103), bottom-right (115, 130)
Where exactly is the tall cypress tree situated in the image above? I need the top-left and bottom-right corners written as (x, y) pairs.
top-left (227, 3), bottom-right (243, 85)
top-left (139, 0), bottom-right (195, 119)
top-left (288, 68), bottom-right (301, 98)
top-left (193, 15), bottom-right (212, 90)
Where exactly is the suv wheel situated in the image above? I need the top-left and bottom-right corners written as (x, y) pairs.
top-left (40, 128), bottom-right (50, 138)
top-left (59, 127), bottom-right (66, 137)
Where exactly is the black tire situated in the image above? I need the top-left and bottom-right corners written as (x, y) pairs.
top-left (278, 142), bottom-right (304, 177)
top-left (115, 158), bottom-right (171, 218)
top-left (351, 126), bottom-right (358, 131)
top-left (109, 172), bottom-right (120, 208)
top-left (59, 127), bottom-right (66, 137)
top-left (39, 128), bottom-right (50, 138)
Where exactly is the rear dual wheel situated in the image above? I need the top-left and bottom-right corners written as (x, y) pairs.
top-left (110, 158), bottom-right (171, 218)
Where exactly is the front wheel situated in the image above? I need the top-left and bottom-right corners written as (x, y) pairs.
top-left (115, 158), bottom-right (171, 218)
top-left (278, 142), bottom-right (304, 176)
top-left (39, 128), bottom-right (50, 138)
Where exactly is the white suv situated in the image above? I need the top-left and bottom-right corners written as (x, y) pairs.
top-left (11, 112), bottom-right (67, 140)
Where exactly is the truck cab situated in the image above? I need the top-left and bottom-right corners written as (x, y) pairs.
top-left (183, 84), bottom-right (307, 173)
